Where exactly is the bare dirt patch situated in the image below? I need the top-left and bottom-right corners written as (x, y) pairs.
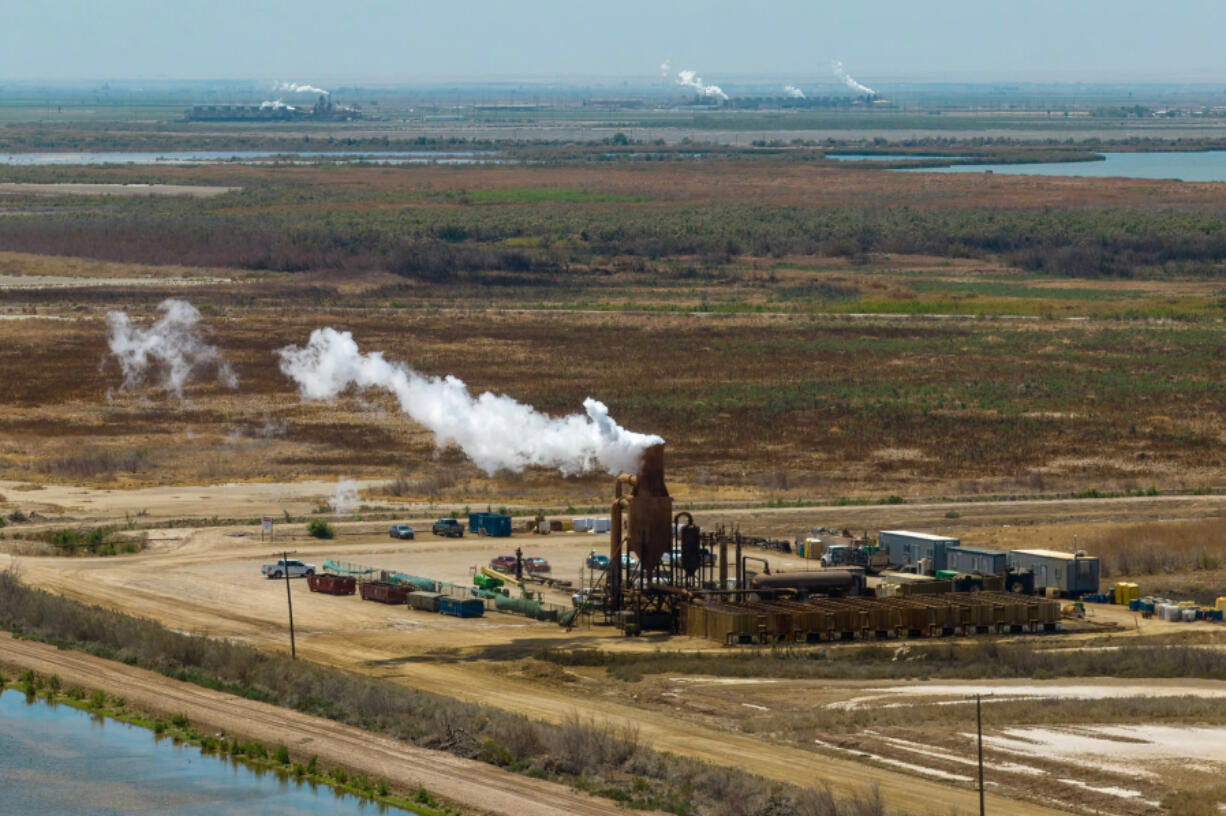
top-left (0, 182), bottom-right (239, 198)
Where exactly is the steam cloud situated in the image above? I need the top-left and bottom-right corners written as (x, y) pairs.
top-left (259, 99), bottom-right (294, 110)
top-left (784, 85), bottom-right (806, 99)
top-left (106, 299), bottom-right (237, 398)
top-left (331, 478), bottom-right (360, 516)
top-left (277, 328), bottom-right (663, 476)
top-left (273, 81), bottom-right (329, 95)
top-left (659, 59), bottom-right (672, 78)
top-left (832, 60), bottom-right (875, 96)
top-left (676, 69), bottom-right (729, 101)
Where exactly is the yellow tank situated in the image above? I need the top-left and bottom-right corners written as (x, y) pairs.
top-left (1216, 596), bottom-right (1226, 611)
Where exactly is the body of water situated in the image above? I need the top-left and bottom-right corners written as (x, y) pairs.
top-left (0, 690), bottom-right (383, 815)
top-left (898, 151), bottom-right (1226, 181)
top-left (0, 150), bottom-right (499, 166)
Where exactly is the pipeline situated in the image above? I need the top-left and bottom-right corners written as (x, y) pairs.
top-left (494, 594), bottom-right (558, 621)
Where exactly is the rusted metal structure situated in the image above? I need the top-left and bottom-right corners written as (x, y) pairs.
top-left (607, 444), bottom-right (672, 614)
top-left (682, 592), bottom-right (1062, 645)
top-left (359, 581), bottom-right (412, 604)
top-left (306, 573), bottom-right (356, 595)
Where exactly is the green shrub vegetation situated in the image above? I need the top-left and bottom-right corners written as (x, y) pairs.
top-left (306, 519), bottom-right (335, 539)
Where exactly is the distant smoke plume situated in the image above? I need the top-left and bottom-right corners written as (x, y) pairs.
top-left (784, 85), bottom-right (806, 99)
top-left (273, 81), bottom-right (329, 95)
top-left (676, 69), bottom-right (729, 101)
top-left (278, 328), bottom-right (663, 476)
top-left (330, 478), bottom-right (360, 516)
top-left (259, 99), bottom-right (294, 110)
top-left (106, 299), bottom-right (237, 398)
top-left (832, 60), bottom-right (875, 95)
top-left (659, 59), bottom-right (672, 78)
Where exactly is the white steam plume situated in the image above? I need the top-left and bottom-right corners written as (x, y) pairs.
top-left (259, 99), bottom-right (294, 110)
top-left (676, 69), bottom-right (729, 101)
top-left (784, 85), bottom-right (806, 99)
top-left (106, 299), bottom-right (237, 398)
top-left (278, 328), bottom-right (663, 476)
top-left (330, 478), bottom-right (360, 516)
top-left (659, 59), bottom-right (672, 78)
top-left (273, 81), bottom-right (329, 95)
top-left (832, 60), bottom-right (875, 95)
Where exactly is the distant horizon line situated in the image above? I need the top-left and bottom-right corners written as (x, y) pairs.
top-left (3, 74), bottom-right (1226, 88)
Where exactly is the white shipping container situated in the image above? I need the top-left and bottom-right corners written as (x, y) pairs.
top-left (572, 517), bottom-right (594, 532)
top-left (592, 517), bottom-right (611, 534)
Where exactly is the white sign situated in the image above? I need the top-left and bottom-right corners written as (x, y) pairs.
top-left (262, 516), bottom-right (273, 534)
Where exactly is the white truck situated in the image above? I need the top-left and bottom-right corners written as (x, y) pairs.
top-left (261, 558), bottom-right (316, 579)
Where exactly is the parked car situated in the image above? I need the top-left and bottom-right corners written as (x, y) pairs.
top-left (490, 555), bottom-right (518, 573)
top-left (523, 556), bottom-right (551, 573)
top-left (261, 559), bottom-right (315, 579)
top-left (571, 588), bottom-right (603, 609)
top-left (388, 524), bottom-right (415, 540)
top-left (432, 518), bottom-right (464, 538)
top-left (585, 552), bottom-right (610, 570)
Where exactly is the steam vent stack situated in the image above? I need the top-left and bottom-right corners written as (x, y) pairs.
top-left (629, 444), bottom-right (673, 572)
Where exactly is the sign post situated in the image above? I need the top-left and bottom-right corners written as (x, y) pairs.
top-left (262, 516), bottom-right (273, 543)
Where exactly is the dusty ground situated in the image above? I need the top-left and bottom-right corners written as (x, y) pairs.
top-left (0, 183), bottom-right (239, 197)
top-left (7, 489), bottom-right (1226, 815)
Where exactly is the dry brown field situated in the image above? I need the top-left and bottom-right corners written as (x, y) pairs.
top-left (6, 156), bottom-right (1226, 816)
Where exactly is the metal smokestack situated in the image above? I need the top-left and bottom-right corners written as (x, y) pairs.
top-left (628, 443), bottom-right (673, 572)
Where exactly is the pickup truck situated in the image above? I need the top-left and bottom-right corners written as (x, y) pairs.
top-left (490, 554), bottom-right (518, 573)
top-left (261, 559), bottom-right (315, 579)
top-left (432, 518), bottom-right (464, 538)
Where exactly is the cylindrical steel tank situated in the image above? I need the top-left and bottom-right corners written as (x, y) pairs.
top-left (750, 570), bottom-right (859, 593)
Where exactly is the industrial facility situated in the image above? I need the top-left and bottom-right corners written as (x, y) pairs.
top-left (186, 95), bottom-right (361, 122)
top-left (297, 444), bottom-right (1089, 645)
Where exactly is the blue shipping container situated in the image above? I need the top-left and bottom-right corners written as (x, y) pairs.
top-left (439, 597), bottom-right (485, 618)
top-left (468, 512), bottom-right (512, 537)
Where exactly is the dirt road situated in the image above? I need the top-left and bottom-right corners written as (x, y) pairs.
top-left (0, 633), bottom-right (657, 816)
top-left (12, 487), bottom-right (1223, 816)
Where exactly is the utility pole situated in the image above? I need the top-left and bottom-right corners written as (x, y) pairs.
top-left (282, 550), bottom-right (296, 660)
top-left (976, 693), bottom-right (985, 816)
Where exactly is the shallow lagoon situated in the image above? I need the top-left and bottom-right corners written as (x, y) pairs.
top-left (0, 690), bottom-right (384, 815)
top-left (899, 151), bottom-right (1226, 182)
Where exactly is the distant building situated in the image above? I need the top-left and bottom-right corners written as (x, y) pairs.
top-left (186, 95), bottom-right (360, 123)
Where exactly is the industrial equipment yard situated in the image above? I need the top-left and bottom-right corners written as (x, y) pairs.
top-left (7, 474), bottom-right (1226, 815)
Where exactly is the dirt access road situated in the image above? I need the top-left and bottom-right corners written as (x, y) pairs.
top-left (5, 524), bottom-right (1078, 816)
top-left (0, 633), bottom-right (656, 816)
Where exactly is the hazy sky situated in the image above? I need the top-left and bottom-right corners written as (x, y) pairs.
top-left (4, 0), bottom-right (1226, 83)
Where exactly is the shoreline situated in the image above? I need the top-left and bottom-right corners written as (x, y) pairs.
top-left (0, 678), bottom-right (449, 816)
top-left (0, 632), bottom-right (646, 816)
